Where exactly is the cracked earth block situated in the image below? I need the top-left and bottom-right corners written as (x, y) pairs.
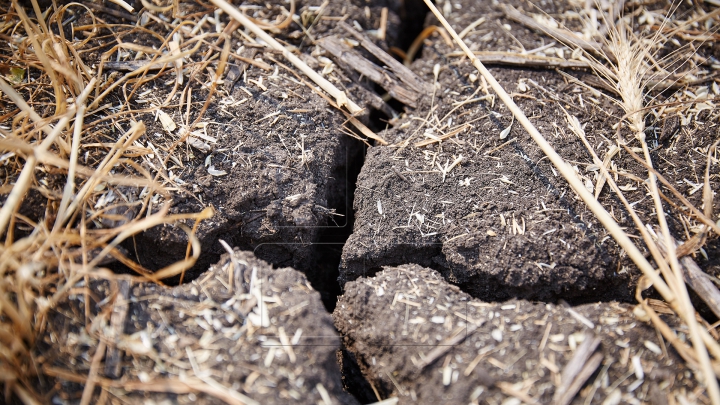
top-left (41, 250), bottom-right (357, 405)
top-left (335, 265), bottom-right (699, 404)
top-left (338, 0), bottom-right (648, 301)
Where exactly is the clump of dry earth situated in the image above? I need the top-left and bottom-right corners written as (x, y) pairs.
top-left (39, 251), bottom-right (357, 404)
top-left (335, 264), bottom-right (702, 404)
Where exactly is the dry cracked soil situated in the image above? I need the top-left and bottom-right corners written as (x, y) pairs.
top-left (8, 0), bottom-right (720, 403)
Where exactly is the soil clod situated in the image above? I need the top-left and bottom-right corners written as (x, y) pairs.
top-left (335, 264), bottom-right (700, 404)
top-left (40, 250), bottom-right (356, 404)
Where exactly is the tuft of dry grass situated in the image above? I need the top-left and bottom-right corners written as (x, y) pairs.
top-left (0, 1), bottom-right (213, 402)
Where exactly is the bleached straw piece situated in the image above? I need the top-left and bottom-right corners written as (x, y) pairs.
top-left (55, 78), bottom-right (97, 231)
top-left (209, 0), bottom-right (362, 115)
top-left (107, 0), bottom-right (134, 13)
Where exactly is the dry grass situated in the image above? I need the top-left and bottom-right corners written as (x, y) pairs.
top-left (0, 0), bottom-right (378, 401)
top-left (0, 0), bottom-right (214, 402)
top-left (572, 4), bottom-right (720, 403)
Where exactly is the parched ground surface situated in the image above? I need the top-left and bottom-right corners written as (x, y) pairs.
top-left (2, 0), bottom-right (720, 404)
top-left (339, 0), bottom-right (720, 304)
top-left (38, 250), bottom-right (356, 405)
top-left (335, 264), bottom-right (705, 404)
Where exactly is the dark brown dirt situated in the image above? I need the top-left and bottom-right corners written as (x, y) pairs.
top-left (338, 0), bottom-right (720, 305)
top-left (38, 250), bottom-right (357, 405)
top-left (340, 65), bottom-right (633, 301)
top-left (334, 264), bottom-right (703, 404)
top-left (85, 0), bottom-right (404, 310)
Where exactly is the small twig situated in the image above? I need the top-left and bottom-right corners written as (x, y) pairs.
top-left (553, 334), bottom-right (602, 405)
top-left (484, 138), bottom-right (516, 155)
top-left (378, 7), bottom-right (388, 41)
top-left (445, 51), bottom-right (590, 69)
top-left (458, 16), bottom-right (486, 40)
top-left (79, 341), bottom-right (107, 405)
top-left (318, 36), bottom-right (425, 107)
top-left (392, 167), bottom-right (409, 183)
top-left (415, 124), bottom-right (471, 147)
top-left (417, 324), bottom-right (479, 369)
top-left (218, 239), bottom-right (240, 292)
top-left (339, 21), bottom-right (433, 95)
top-left (104, 279), bottom-right (130, 379)
top-left (55, 78), bottom-right (98, 231)
top-left (11, 385), bottom-right (41, 405)
top-left (210, 0), bottom-right (362, 114)
top-left (405, 26), bottom-right (441, 65)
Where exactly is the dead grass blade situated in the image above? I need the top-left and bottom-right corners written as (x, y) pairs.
top-left (405, 26), bottom-right (442, 65)
top-left (423, 0), bottom-right (720, 401)
top-left (210, 0), bottom-right (362, 114)
top-left (55, 78), bottom-right (98, 231)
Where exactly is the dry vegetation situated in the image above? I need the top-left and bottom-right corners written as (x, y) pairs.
top-left (0, 0), bottom-right (215, 401)
top-left (425, 0), bottom-right (720, 401)
top-left (0, 0), bottom-right (719, 403)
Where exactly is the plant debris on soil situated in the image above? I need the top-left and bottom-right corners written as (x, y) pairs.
top-left (40, 250), bottom-right (355, 405)
top-left (1, 0), bottom-right (720, 403)
top-left (335, 264), bottom-right (707, 404)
